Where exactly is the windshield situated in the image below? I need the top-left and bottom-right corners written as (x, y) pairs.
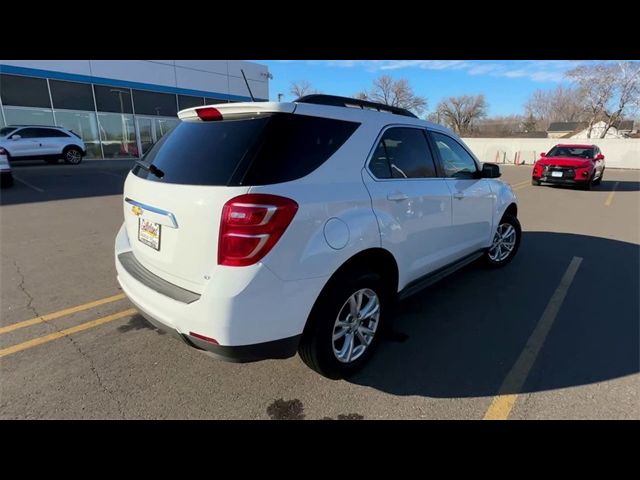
top-left (547, 146), bottom-right (594, 159)
top-left (0, 127), bottom-right (18, 137)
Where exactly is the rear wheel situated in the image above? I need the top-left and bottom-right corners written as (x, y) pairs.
top-left (62, 147), bottom-right (83, 165)
top-left (299, 269), bottom-right (389, 379)
top-left (484, 214), bottom-right (521, 268)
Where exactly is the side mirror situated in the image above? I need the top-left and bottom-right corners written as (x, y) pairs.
top-left (596, 154), bottom-right (604, 160)
top-left (482, 162), bottom-right (501, 178)
top-left (10, 134), bottom-right (21, 140)
top-left (540, 152), bottom-right (546, 157)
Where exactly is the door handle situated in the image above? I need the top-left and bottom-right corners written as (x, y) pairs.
top-left (453, 193), bottom-right (465, 200)
top-left (387, 192), bottom-right (409, 202)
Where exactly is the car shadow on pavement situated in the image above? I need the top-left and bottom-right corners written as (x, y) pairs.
top-left (0, 161), bottom-right (135, 206)
top-left (546, 180), bottom-right (640, 192)
top-left (349, 232), bottom-right (639, 398)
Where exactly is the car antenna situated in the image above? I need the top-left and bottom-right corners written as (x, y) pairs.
top-left (240, 69), bottom-right (256, 102)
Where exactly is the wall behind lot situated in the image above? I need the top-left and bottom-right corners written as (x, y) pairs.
top-left (461, 138), bottom-right (640, 170)
top-left (0, 60), bottom-right (269, 100)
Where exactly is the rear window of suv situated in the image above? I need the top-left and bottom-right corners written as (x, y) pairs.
top-left (132, 113), bottom-right (360, 186)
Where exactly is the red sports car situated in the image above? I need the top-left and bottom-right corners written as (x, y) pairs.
top-left (531, 144), bottom-right (605, 190)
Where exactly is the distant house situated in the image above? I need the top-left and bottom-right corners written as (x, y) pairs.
top-left (547, 120), bottom-right (637, 139)
top-left (569, 120), bottom-right (636, 139)
top-left (546, 122), bottom-right (588, 138)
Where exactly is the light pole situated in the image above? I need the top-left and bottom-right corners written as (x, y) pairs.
top-left (277, 93), bottom-right (283, 102)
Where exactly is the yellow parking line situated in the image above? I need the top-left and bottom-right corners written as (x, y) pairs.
top-left (0, 293), bottom-right (127, 335)
top-left (604, 182), bottom-right (619, 207)
top-left (510, 180), bottom-right (530, 188)
top-left (483, 256), bottom-right (583, 420)
top-left (0, 308), bottom-right (137, 359)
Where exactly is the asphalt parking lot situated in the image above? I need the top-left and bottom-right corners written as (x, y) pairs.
top-left (1, 160), bottom-right (638, 419)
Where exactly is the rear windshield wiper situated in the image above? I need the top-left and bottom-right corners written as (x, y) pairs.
top-left (135, 160), bottom-right (164, 179)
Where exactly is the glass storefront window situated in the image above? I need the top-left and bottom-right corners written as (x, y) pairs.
top-left (155, 117), bottom-right (179, 138)
top-left (54, 109), bottom-right (102, 159)
top-left (0, 74), bottom-right (51, 108)
top-left (50, 80), bottom-right (95, 111)
top-left (94, 85), bottom-right (134, 114)
top-left (133, 89), bottom-right (177, 116)
top-left (97, 112), bottom-right (137, 158)
top-left (3, 107), bottom-right (55, 126)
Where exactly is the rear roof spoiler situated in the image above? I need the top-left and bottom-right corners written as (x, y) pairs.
top-left (178, 102), bottom-right (295, 122)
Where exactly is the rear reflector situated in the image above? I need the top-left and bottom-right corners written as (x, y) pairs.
top-left (196, 107), bottom-right (223, 121)
top-left (189, 331), bottom-right (219, 344)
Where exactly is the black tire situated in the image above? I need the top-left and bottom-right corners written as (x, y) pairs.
top-left (531, 179), bottom-right (540, 186)
top-left (45, 158), bottom-right (59, 165)
top-left (593, 168), bottom-right (603, 186)
top-left (1, 173), bottom-right (14, 188)
top-left (579, 174), bottom-right (593, 191)
top-left (62, 147), bottom-right (83, 165)
top-left (484, 214), bottom-right (521, 268)
top-left (298, 268), bottom-right (390, 379)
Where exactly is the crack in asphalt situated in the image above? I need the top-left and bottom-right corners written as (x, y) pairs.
top-left (13, 260), bottom-right (40, 319)
top-left (9, 258), bottom-right (126, 419)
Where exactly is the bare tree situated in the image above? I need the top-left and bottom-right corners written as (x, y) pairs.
top-left (599, 62), bottom-right (640, 138)
top-left (436, 95), bottom-right (488, 136)
top-left (524, 85), bottom-right (585, 129)
top-left (289, 80), bottom-right (318, 98)
top-left (357, 75), bottom-right (427, 115)
top-left (567, 64), bottom-right (616, 138)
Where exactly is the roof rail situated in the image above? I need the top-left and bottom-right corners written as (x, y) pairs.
top-left (295, 94), bottom-right (418, 118)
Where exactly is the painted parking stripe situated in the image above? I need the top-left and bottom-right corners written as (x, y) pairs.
top-left (12, 175), bottom-right (44, 192)
top-left (0, 293), bottom-right (127, 335)
top-left (605, 181), bottom-right (619, 207)
top-left (0, 308), bottom-right (137, 358)
top-left (510, 180), bottom-right (530, 188)
top-left (483, 256), bottom-right (583, 420)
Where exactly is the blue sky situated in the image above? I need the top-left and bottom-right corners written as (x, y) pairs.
top-left (257, 60), bottom-right (591, 117)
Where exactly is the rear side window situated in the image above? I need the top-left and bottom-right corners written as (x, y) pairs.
top-left (369, 127), bottom-right (437, 179)
top-left (40, 128), bottom-right (70, 138)
top-left (133, 114), bottom-right (359, 186)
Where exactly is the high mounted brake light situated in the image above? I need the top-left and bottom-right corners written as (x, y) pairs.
top-left (196, 107), bottom-right (223, 121)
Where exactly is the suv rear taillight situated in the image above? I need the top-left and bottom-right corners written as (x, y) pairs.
top-left (219, 194), bottom-right (298, 267)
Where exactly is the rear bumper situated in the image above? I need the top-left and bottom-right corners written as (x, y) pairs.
top-left (134, 301), bottom-right (300, 362)
top-left (114, 222), bottom-right (326, 362)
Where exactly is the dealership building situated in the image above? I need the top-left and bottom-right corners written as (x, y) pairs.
top-left (0, 60), bottom-right (270, 159)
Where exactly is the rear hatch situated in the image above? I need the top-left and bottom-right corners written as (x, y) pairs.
top-left (122, 102), bottom-right (359, 292)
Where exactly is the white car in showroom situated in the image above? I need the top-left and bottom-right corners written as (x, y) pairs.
top-left (0, 125), bottom-right (86, 165)
top-left (115, 95), bottom-right (520, 379)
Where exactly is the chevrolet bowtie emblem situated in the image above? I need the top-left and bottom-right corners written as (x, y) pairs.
top-left (132, 205), bottom-right (143, 216)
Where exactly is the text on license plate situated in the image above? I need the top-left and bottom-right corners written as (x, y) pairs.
top-left (138, 218), bottom-right (161, 250)
top-left (551, 171), bottom-right (563, 177)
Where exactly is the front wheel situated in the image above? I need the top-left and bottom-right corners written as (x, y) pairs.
top-left (299, 270), bottom-right (389, 379)
top-left (484, 214), bottom-right (521, 268)
top-left (63, 147), bottom-right (83, 165)
top-left (531, 178), bottom-right (540, 186)
top-left (593, 168), bottom-right (603, 186)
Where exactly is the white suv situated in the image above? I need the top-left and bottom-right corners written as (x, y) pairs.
top-left (115, 95), bottom-right (520, 379)
top-left (0, 125), bottom-right (87, 165)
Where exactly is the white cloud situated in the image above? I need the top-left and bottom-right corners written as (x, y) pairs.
top-left (311, 59), bottom-right (589, 83)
